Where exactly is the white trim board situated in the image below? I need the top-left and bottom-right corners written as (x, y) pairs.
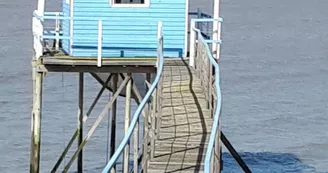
top-left (184, 0), bottom-right (189, 58)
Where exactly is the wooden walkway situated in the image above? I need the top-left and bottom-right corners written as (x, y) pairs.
top-left (148, 64), bottom-right (213, 173)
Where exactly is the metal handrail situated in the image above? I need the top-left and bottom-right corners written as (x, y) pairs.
top-left (191, 18), bottom-right (223, 173)
top-left (101, 33), bottom-right (164, 173)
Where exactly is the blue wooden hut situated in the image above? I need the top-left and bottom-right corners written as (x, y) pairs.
top-left (33, 0), bottom-right (218, 59)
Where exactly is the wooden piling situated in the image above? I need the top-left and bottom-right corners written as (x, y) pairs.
top-left (123, 73), bottom-right (132, 173)
top-left (109, 74), bottom-right (118, 173)
top-left (142, 73), bottom-right (151, 172)
top-left (30, 69), bottom-right (43, 173)
top-left (77, 72), bottom-right (84, 173)
top-left (150, 86), bottom-right (157, 159)
top-left (133, 102), bottom-right (139, 173)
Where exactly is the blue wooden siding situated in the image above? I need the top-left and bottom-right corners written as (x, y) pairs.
top-left (70, 0), bottom-right (186, 58)
top-left (62, 0), bottom-right (71, 54)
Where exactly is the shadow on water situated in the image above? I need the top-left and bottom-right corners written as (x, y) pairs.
top-left (222, 152), bottom-right (324, 173)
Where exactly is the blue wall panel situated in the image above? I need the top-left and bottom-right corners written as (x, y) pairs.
top-left (69, 0), bottom-right (186, 58)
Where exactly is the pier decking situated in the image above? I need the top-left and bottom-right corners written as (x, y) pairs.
top-left (148, 65), bottom-right (213, 173)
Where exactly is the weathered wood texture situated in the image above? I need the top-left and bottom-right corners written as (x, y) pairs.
top-left (148, 64), bottom-right (215, 173)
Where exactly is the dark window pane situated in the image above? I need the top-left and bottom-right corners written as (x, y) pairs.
top-left (115, 0), bottom-right (144, 4)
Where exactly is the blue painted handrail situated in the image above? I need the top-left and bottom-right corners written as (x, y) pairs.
top-left (101, 37), bottom-right (164, 173)
top-left (191, 18), bottom-right (223, 173)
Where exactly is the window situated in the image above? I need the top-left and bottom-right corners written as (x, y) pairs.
top-left (111, 0), bottom-right (150, 7)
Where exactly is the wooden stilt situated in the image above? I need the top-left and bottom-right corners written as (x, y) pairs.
top-left (150, 86), bottom-right (157, 159)
top-left (62, 75), bottom-right (131, 172)
top-left (142, 73), bottom-right (151, 172)
top-left (127, 73), bottom-right (150, 172)
top-left (123, 73), bottom-right (132, 173)
top-left (30, 69), bottom-right (43, 173)
top-left (133, 76), bottom-right (139, 173)
top-left (155, 74), bottom-right (162, 140)
top-left (109, 74), bottom-right (118, 173)
top-left (214, 129), bottom-right (220, 173)
top-left (51, 74), bottom-right (112, 173)
top-left (77, 72), bottom-right (84, 173)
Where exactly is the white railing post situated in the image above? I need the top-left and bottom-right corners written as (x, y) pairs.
top-left (55, 12), bottom-right (60, 51)
top-left (212, 0), bottom-right (220, 61)
top-left (189, 20), bottom-right (196, 67)
top-left (37, 0), bottom-right (45, 18)
top-left (32, 12), bottom-right (44, 59)
top-left (216, 21), bottom-right (222, 60)
top-left (97, 20), bottom-right (103, 67)
top-left (157, 21), bottom-right (163, 68)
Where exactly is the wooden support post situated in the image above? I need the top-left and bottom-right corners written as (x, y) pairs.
top-left (150, 86), bottom-right (157, 159)
top-left (109, 74), bottom-right (118, 173)
top-left (141, 73), bottom-right (151, 172)
top-left (133, 102), bottom-right (139, 173)
top-left (197, 8), bottom-right (201, 29)
top-left (208, 58), bottom-right (213, 110)
top-left (123, 73), bottom-right (132, 173)
top-left (30, 70), bottom-right (43, 173)
top-left (214, 129), bottom-right (221, 173)
top-left (77, 73), bottom-right (84, 173)
top-left (155, 76), bottom-right (162, 140)
top-left (51, 75), bottom-right (112, 173)
top-left (62, 76), bottom-right (130, 172)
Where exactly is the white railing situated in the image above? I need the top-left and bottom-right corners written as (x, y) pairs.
top-left (189, 18), bottom-right (224, 173)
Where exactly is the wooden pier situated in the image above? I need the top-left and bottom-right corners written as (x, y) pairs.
top-left (30, 1), bottom-right (253, 171)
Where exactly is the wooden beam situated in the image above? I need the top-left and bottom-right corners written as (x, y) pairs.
top-left (221, 132), bottom-right (251, 173)
top-left (36, 65), bottom-right (156, 73)
top-left (42, 57), bottom-right (157, 66)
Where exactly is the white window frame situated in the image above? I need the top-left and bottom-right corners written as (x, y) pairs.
top-left (110, 0), bottom-right (150, 8)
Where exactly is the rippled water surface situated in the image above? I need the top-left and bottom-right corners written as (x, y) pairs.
top-left (0, 0), bottom-right (327, 172)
